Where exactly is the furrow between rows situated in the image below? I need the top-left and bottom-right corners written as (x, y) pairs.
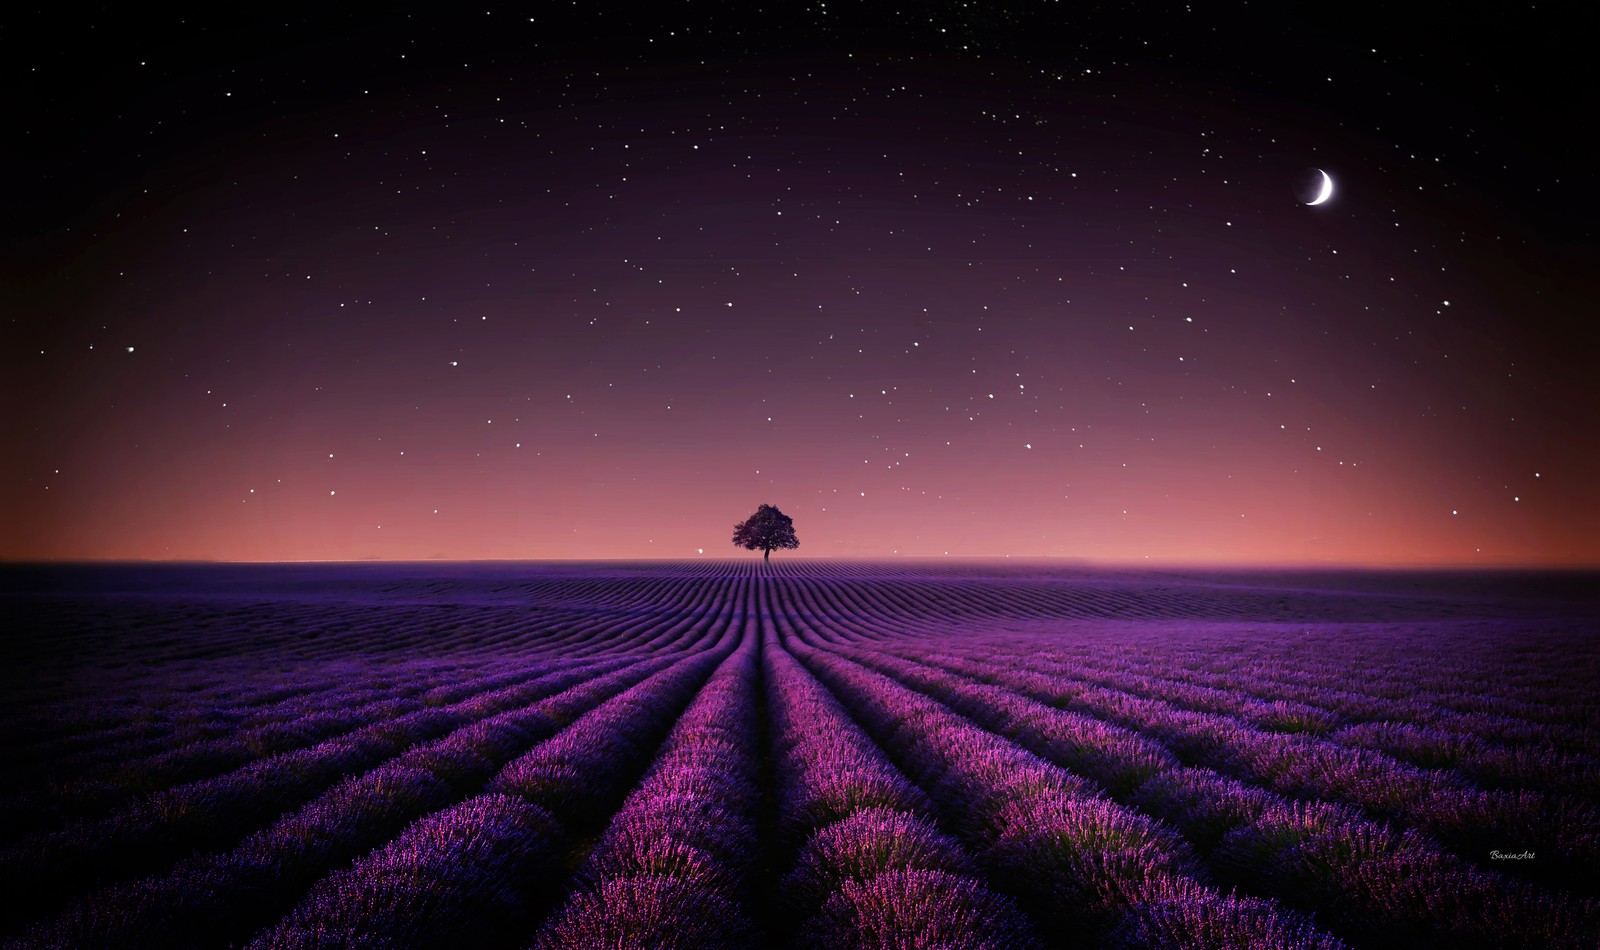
top-left (786, 631), bottom-right (1346, 948)
top-left (900, 645), bottom-right (1599, 897)
top-left (757, 577), bottom-right (1041, 948)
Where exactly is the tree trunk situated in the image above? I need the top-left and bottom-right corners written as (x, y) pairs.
top-left (763, 547), bottom-right (770, 561)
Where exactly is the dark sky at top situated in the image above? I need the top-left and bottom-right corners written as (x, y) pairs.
top-left (5, 2), bottom-right (1597, 564)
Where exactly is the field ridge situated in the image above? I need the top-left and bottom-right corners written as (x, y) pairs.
top-left (2, 561), bottom-right (1595, 948)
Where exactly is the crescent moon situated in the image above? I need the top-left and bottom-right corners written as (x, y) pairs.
top-left (1307, 169), bottom-right (1334, 206)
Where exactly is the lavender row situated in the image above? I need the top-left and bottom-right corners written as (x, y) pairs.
top-left (883, 636), bottom-right (1593, 863)
top-left (28, 690), bottom-right (435, 828)
top-left (1330, 719), bottom-right (1598, 799)
top-left (967, 638), bottom-right (1600, 796)
top-left (903, 645), bottom-right (1599, 888)
top-left (912, 632), bottom-right (1592, 760)
top-left (790, 572), bottom-right (1600, 751)
top-left (1132, 767), bottom-right (1600, 948)
top-left (901, 643), bottom-right (1345, 736)
top-left (966, 631), bottom-right (1598, 756)
top-left (534, 628), bottom-right (762, 947)
top-left (514, 573), bottom-right (748, 658)
top-left (765, 636), bottom-right (935, 848)
top-left (853, 647), bottom-right (1180, 797)
top-left (2, 569), bottom-right (738, 909)
top-left (0, 671), bottom-right (367, 770)
top-left (1, 663), bottom-right (461, 789)
top-left (9, 598), bottom-right (566, 668)
top-left (0, 654), bottom-right (644, 929)
top-left (760, 621), bottom-right (1039, 948)
top-left (253, 643), bottom-right (730, 948)
top-left (21, 653), bottom-right (685, 948)
top-left (1164, 628), bottom-right (1600, 730)
top-left (1047, 641), bottom-right (1599, 794)
top-left (827, 642), bottom-right (1599, 945)
top-left (0, 672), bottom-right (449, 844)
top-left (770, 573), bottom-right (1596, 804)
top-left (788, 637), bottom-right (1345, 948)
top-left (247, 793), bottom-right (563, 950)
top-left (5, 653), bottom-right (623, 818)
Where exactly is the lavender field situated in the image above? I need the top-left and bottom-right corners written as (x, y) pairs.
top-left (1, 561), bottom-right (1597, 948)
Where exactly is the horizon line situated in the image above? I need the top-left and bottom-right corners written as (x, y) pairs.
top-left (4, 556), bottom-right (1597, 572)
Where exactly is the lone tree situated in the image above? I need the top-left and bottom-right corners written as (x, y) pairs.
top-left (732, 504), bottom-right (799, 561)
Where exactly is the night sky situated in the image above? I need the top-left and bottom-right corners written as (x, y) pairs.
top-left (6, 2), bottom-right (1597, 565)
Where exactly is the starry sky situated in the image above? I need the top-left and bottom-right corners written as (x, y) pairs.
top-left (6, 2), bottom-right (1597, 565)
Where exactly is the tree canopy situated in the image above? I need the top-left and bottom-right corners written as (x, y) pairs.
top-left (732, 504), bottom-right (799, 561)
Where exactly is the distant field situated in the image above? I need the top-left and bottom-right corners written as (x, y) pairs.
top-left (1, 561), bottom-right (1597, 948)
